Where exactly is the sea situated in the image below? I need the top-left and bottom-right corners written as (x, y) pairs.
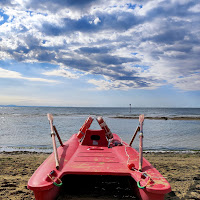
top-left (0, 107), bottom-right (200, 153)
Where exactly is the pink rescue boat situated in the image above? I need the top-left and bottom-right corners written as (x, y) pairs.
top-left (28, 114), bottom-right (171, 200)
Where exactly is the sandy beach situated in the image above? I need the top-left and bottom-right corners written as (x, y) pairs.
top-left (0, 152), bottom-right (199, 200)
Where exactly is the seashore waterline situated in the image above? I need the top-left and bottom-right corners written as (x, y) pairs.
top-left (0, 106), bottom-right (200, 153)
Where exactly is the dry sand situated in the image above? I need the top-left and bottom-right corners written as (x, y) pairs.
top-left (0, 152), bottom-right (200, 200)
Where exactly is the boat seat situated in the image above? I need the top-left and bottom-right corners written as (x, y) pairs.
top-left (81, 129), bottom-right (108, 147)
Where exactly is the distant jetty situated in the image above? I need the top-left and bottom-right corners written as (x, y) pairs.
top-left (111, 116), bottom-right (200, 120)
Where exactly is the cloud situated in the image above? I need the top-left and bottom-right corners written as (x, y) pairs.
top-left (189, 3), bottom-right (200, 13)
top-left (88, 78), bottom-right (160, 91)
top-left (0, 0), bottom-right (13, 7)
top-left (93, 17), bottom-right (101, 25)
top-left (0, 94), bottom-right (67, 106)
top-left (145, 29), bottom-right (186, 44)
top-left (26, 0), bottom-right (101, 13)
top-left (0, 0), bottom-right (200, 91)
top-left (0, 67), bottom-right (21, 78)
top-left (77, 46), bottom-right (111, 54)
top-left (0, 16), bottom-right (4, 22)
top-left (169, 73), bottom-right (200, 91)
top-left (43, 67), bottom-right (80, 79)
top-left (0, 67), bottom-right (59, 83)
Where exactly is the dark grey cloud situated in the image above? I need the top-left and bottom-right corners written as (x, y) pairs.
top-left (78, 47), bottom-right (111, 54)
top-left (3, 34), bottom-right (60, 62)
top-left (0, 0), bottom-right (13, 6)
top-left (164, 46), bottom-right (193, 53)
top-left (97, 11), bottom-right (143, 31)
top-left (145, 0), bottom-right (197, 19)
top-left (42, 16), bottom-right (99, 36)
top-left (41, 11), bottom-right (144, 36)
top-left (145, 29), bottom-right (186, 45)
top-left (27, 0), bottom-right (100, 12)
top-left (57, 57), bottom-right (95, 71)
top-left (91, 65), bottom-right (136, 78)
top-left (95, 55), bottom-right (139, 65)
top-left (56, 53), bottom-right (139, 74)
top-left (36, 51), bottom-right (56, 62)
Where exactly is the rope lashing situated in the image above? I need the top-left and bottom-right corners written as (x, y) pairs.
top-left (137, 178), bottom-right (151, 189)
top-left (120, 132), bottom-right (154, 190)
top-left (53, 180), bottom-right (62, 187)
top-left (128, 163), bottom-right (153, 189)
top-left (137, 180), bottom-right (146, 189)
top-left (47, 174), bottom-right (63, 187)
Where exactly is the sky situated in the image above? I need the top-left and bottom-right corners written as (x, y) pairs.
top-left (0, 0), bottom-right (200, 107)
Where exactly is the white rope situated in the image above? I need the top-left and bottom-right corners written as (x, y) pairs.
top-left (118, 135), bottom-right (168, 183)
top-left (118, 135), bottom-right (134, 167)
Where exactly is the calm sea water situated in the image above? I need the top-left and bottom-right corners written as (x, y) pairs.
top-left (0, 107), bottom-right (200, 152)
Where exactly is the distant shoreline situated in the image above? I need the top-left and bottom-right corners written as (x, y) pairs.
top-left (111, 116), bottom-right (200, 120)
top-left (1, 149), bottom-right (200, 154)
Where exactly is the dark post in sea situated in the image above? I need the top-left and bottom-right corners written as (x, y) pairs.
top-left (129, 104), bottom-right (131, 113)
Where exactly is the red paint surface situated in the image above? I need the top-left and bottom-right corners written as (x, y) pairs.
top-left (28, 129), bottom-right (171, 200)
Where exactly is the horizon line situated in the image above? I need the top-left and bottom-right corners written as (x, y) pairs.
top-left (0, 105), bottom-right (200, 109)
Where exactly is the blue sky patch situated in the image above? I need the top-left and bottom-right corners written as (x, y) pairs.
top-left (135, 65), bottom-right (150, 72)
top-left (126, 3), bottom-right (137, 10)
top-left (0, 10), bottom-right (9, 25)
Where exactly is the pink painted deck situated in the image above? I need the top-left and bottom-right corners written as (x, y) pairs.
top-left (28, 129), bottom-right (171, 200)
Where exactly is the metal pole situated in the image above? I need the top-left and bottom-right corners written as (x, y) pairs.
top-left (138, 114), bottom-right (144, 171)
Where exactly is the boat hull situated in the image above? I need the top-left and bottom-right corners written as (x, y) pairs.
top-left (33, 186), bottom-right (60, 200)
top-left (28, 131), bottom-right (171, 200)
top-left (31, 175), bottom-right (166, 200)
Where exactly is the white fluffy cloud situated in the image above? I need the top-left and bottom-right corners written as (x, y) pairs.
top-left (0, 67), bottom-right (59, 83)
top-left (43, 67), bottom-right (80, 79)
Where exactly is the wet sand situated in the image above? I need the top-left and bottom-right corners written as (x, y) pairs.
top-left (0, 152), bottom-right (200, 200)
